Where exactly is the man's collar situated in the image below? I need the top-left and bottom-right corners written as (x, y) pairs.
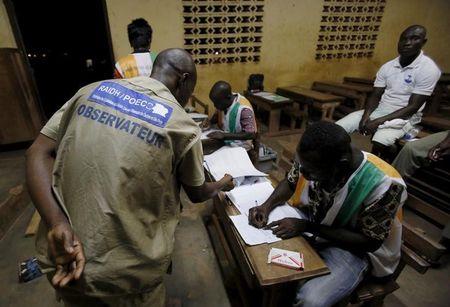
top-left (127, 76), bottom-right (179, 105)
top-left (394, 50), bottom-right (424, 69)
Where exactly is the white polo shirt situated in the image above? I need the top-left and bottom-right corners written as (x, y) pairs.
top-left (374, 51), bottom-right (441, 112)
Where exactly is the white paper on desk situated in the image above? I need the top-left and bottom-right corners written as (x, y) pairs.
top-left (200, 128), bottom-right (221, 140)
top-left (204, 146), bottom-right (267, 179)
top-left (229, 214), bottom-right (280, 245)
top-left (226, 180), bottom-right (307, 223)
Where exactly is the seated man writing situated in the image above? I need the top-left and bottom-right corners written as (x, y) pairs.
top-left (336, 25), bottom-right (441, 159)
top-left (249, 121), bottom-right (406, 307)
top-left (204, 81), bottom-right (257, 151)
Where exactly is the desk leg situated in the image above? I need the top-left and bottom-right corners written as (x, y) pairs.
top-left (262, 285), bottom-right (282, 307)
top-left (268, 109), bottom-right (281, 135)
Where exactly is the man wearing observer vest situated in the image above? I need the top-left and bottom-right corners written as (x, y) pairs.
top-left (26, 49), bottom-right (233, 306)
top-left (249, 122), bottom-right (406, 307)
top-left (206, 81), bottom-right (258, 151)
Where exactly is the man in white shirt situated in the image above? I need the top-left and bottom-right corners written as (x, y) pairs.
top-left (337, 25), bottom-right (441, 159)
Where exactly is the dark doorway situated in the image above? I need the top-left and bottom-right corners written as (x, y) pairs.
top-left (9, 0), bottom-right (114, 118)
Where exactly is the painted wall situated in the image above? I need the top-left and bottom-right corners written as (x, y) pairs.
top-left (105, 0), bottom-right (450, 110)
top-left (0, 0), bottom-right (17, 48)
top-left (2, 0), bottom-right (448, 109)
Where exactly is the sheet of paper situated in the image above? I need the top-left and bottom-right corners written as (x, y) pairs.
top-left (229, 214), bottom-right (280, 245)
top-left (204, 146), bottom-right (267, 179)
top-left (252, 91), bottom-right (290, 102)
top-left (226, 180), bottom-right (306, 222)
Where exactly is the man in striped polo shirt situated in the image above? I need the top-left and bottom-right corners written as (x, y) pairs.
top-left (114, 18), bottom-right (157, 79)
top-left (249, 121), bottom-right (406, 307)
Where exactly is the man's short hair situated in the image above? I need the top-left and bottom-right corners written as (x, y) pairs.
top-left (128, 18), bottom-right (153, 50)
top-left (299, 121), bottom-right (351, 163)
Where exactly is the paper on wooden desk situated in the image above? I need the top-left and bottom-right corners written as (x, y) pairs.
top-left (204, 146), bottom-right (267, 179)
top-left (229, 214), bottom-right (280, 245)
top-left (226, 180), bottom-right (306, 223)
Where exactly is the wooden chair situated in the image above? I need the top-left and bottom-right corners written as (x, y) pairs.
top-left (338, 240), bottom-right (431, 307)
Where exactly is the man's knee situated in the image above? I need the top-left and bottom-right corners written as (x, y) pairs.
top-left (295, 289), bottom-right (333, 307)
top-left (336, 110), bottom-right (364, 133)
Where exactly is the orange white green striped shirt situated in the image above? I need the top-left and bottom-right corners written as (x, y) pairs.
top-left (288, 151), bottom-right (407, 277)
top-left (114, 52), bottom-right (157, 79)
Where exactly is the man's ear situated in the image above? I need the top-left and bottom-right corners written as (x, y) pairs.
top-left (337, 155), bottom-right (351, 169)
top-left (422, 38), bottom-right (428, 47)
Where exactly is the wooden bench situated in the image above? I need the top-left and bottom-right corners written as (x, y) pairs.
top-left (276, 86), bottom-right (344, 123)
top-left (343, 76), bottom-right (374, 86)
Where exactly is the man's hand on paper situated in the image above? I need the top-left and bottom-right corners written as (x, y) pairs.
top-left (248, 204), bottom-right (270, 228)
top-left (200, 118), bottom-right (210, 131)
top-left (220, 173), bottom-right (235, 191)
top-left (207, 131), bottom-right (225, 140)
top-left (265, 218), bottom-right (308, 239)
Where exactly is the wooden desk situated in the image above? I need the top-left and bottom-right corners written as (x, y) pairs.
top-left (276, 86), bottom-right (345, 121)
top-left (312, 81), bottom-right (373, 111)
top-left (211, 191), bottom-right (329, 306)
top-left (343, 76), bottom-right (374, 86)
top-left (245, 91), bottom-right (300, 137)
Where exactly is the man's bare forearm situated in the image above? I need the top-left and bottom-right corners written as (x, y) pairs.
top-left (307, 223), bottom-right (382, 253)
top-left (362, 88), bottom-right (384, 119)
top-left (26, 135), bottom-right (69, 228)
top-left (262, 178), bottom-right (294, 211)
top-left (183, 175), bottom-right (233, 203)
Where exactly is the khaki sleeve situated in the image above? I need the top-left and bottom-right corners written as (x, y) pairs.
top-left (178, 140), bottom-right (206, 187)
top-left (40, 101), bottom-right (71, 140)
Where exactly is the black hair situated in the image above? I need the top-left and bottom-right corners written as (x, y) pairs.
top-left (402, 25), bottom-right (427, 38)
top-left (128, 18), bottom-right (153, 50)
top-left (299, 121), bottom-right (351, 163)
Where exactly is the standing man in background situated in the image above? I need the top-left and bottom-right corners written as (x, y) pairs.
top-left (114, 18), bottom-right (157, 78)
top-left (26, 49), bottom-right (233, 306)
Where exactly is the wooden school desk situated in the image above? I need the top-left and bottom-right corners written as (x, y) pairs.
top-left (244, 91), bottom-right (301, 136)
top-left (276, 86), bottom-right (345, 122)
top-left (312, 81), bottom-right (373, 112)
top-left (208, 189), bottom-right (329, 306)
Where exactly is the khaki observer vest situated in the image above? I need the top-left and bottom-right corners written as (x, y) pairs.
top-left (35, 77), bottom-right (200, 297)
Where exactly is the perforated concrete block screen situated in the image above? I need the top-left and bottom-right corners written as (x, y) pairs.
top-left (183, 0), bottom-right (264, 65)
top-left (316, 0), bottom-right (386, 60)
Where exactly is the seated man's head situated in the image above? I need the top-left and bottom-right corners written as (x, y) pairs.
top-left (209, 81), bottom-right (234, 111)
top-left (128, 18), bottom-right (153, 52)
top-left (151, 48), bottom-right (197, 106)
top-left (397, 25), bottom-right (427, 58)
top-left (297, 121), bottom-right (353, 186)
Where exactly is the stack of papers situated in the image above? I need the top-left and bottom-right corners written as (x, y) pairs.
top-left (204, 146), bottom-right (306, 246)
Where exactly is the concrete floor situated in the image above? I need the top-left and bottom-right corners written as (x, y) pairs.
top-left (1, 132), bottom-right (449, 307)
